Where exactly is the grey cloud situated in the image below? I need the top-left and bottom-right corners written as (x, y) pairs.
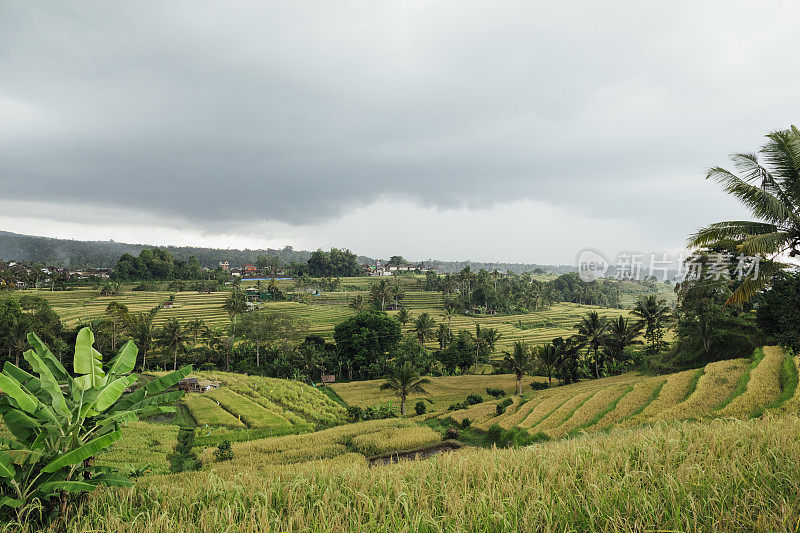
top-left (1, 1), bottom-right (798, 238)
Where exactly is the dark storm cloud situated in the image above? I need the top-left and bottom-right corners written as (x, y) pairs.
top-left (1, 1), bottom-right (799, 230)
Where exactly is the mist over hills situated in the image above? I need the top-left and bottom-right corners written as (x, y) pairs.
top-left (0, 230), bottom-right (575, 274)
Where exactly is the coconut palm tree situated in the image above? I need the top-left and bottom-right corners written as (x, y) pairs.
top-left (606, 315), bottom-right (643, 358)
top-left (688, 126), bottom-right (800, 304)
top-left (186, 316), bottom-right (208, 347)
top-left (396, 308), bottom-right (410, 326)
top-left (104, 301), bottom-right (130, 351)
top-left (502, 341), bottom-right (535, 395)
top-left (369, 279), bottom-right (393, 311)
top-left (535, 343), bottom-right (561, 385)
top-left (157, 318), bottom-right (188, 371)
top-left (414, 312), bottom-right (436, 345)
top-left (480, 327), bottom-right (502, 362)
top-left (631, 296), bottom-right (670, 354)
top-left (379, 362), bottom-right (431, 416)
top-left (223, 287), bottom-right (248, 371)
top-left (128, 308), bottom-right (158, 371)
top-left (573, 311), bottom-right (609, 378)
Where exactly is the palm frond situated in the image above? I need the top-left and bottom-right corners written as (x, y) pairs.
top-left (727, 259), bottom-right (785, 305)
top-left (707, 167), bottom-right (792, 224)
top-left (687, 221), bottom-right (778, 248)
top-left (738, 232), bottom-right (793, 255)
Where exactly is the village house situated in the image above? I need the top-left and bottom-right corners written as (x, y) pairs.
top-left (218, 261), bottom-right (230, 271)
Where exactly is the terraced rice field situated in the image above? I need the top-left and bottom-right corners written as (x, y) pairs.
top-left (330, 373), bottom-right (539, 415)
top-left (196, 418), bottom-right (440, 468)
top-left (18, 289), bottom-right (230, 329)
top-left (181, 372), bottom-right (346, 431)
top-left (21, 285), bottom-right (630, 354)
top-left (440, 347), bottom-right (798, 439)
top-left (392, 302), bottom-right (629, 353)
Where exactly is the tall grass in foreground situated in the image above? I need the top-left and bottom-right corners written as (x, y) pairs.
top-left (19, 415), bottom-right (800, 532)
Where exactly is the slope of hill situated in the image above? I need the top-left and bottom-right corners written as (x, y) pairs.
top-left (439, 346), bottom-right (797, 438)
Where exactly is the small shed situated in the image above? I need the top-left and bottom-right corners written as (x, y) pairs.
top-left (321, 374), bottom-right (336, 386)
top-left (178, 377), bottom-right (200, 392)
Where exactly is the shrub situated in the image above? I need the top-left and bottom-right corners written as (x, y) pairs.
top-left (414, 401), bottom-right (428, 416)
top-left (466, 394), bottom-right (483, 405)
top-left (496, 397), bottom-right (513, 415)
top-left (213, 440), bottom-right (234, 461)
top-left (486, 388), bottom-right (506, 398)
top-left (444, 427), bottom-right (460, 440)
top-left (485, 424), bottom-right (546, 448)
top-left (347, 405), bottom-right (364, 422)
top-left (530, 381), bottom-right (549, 390)
top-left (461, 418), bottom-right (471, 429)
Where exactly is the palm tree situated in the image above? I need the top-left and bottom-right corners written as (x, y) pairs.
top-left (502, 341), bottom-right (535, 395)
top-left (105, 301), bottom-right (130, 351)
top-left (379, 362), bottom-right (431, 416)
top-left (480, 327), bottom-right (502, 361)
top-left (5, 315), bottom-right (30, 367)
top-left (437, 323), bottom-right (452, 350)
top-left (631, 296), bottom-right (670, 354)
top-left (157, 318), bottom-right (187, 371)
top-left (414, 312), bottom-right (436, 345)
top-left (223, 287), bottom-right (248, 371)
top-left (606, 316), bottom-right (643, 358)
top-left (186, 316), bottom-right (208, 347)
top-left (688, 126), bottom-right (800, 304)
top-left (535, 343), bottom-right (561, 385)
top-left (129, 308), bottom-right (158, 371)
top-left (573, 311), bottom-right (609, 378)
top-left (396, 308), bottom-right (410, 326)
top-left (369, 279), bottom-right (393, 311)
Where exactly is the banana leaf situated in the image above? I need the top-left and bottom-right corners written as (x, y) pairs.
top-left (42, 430), bottom-right (121, 473)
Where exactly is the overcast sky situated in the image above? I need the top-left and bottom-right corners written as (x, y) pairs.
top-left (1, 1), bottom-right (798, 264)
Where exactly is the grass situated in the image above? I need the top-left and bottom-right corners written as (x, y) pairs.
top-left (19, 415), bottom-right (800, 532)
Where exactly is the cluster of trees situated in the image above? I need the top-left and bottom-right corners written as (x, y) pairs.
top-left (421, 269), bottom-right (628, 314)
top-left (0, 295), bottom-right (65, 367)
top-left (112, 249), bottom-right (205, 281)
top-left (304, 248), bottom-right (362, 277)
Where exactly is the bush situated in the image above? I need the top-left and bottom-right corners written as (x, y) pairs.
top-left (486, 387), bottom-right (506, 398)
top-left (461, 418), bottom-right (471, 429)
top-left (485, 424), bottom-right (548, 448)
top-left (530, 381), bottom-right (549, 390)
top-left (212, 440), bottom-right (234, 461)
top-left (444, 427), bottom-right (460, 440)
top-left (496, 397), bottom-right (513, 415)
top-left (200, 362), bottom-right (216, 371)
top-left (466, 393), bottom-right (483, 405)
top-left (415, 401), bottom-right (428, 416)
top-left (347, 405), bottom-right (364, 422)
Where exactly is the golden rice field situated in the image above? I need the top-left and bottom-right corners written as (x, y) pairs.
top-left (19, 287), bottom-right (632, 354)
top-left (329, 373), bottom-right (544, 415)
top-left (179, 371), bottom-right (346, 431)
top-left (440, 346), bottom-right (799, 440)
top-left (14, 415), bottom-right (800, 532)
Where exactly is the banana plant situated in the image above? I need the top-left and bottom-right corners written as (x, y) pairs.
top-left (0, 327), bottom-right (191, 519)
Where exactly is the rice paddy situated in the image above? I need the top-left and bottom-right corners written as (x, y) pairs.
top-left (439, 346), bottom-right (799, 440)
top-left (17, 415), bottom-right (800, 532)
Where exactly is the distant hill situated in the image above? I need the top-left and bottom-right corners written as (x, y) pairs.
top-left (0, 229), bottom-right (575, 273)
top-left (0, 230), bottom-right (323, 269)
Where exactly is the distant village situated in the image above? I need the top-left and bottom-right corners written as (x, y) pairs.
top-left (0, 257), bottom-right (437, 291)
top-left (217, 260), bottom-right (434, 278)
top-left (0, 260), bottom-right (111, 289)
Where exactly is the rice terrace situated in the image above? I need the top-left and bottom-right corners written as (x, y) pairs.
top-left (3, 3), bottom-right (800, 532)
